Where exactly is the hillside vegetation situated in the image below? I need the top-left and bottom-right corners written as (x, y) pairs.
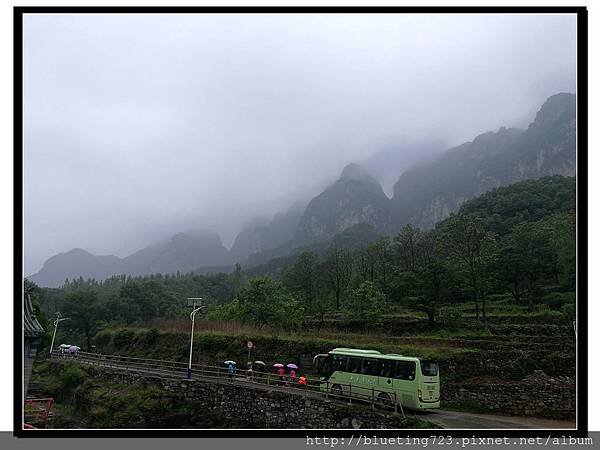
top-left (30, 176), bottom-right (575, 373)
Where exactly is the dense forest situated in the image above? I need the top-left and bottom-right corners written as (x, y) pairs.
top-left (28, 175), bottom-right (576, 351)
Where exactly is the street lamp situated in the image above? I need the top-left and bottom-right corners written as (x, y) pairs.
top-left (186, 297), bottom-right (205, 379)
top-left (49, 312), bottom-right (69, 357)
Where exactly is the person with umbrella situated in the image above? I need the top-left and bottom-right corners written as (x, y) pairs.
top-left (273, 363), bottom-right (285, 385)
top-left (58, 344), bottom-right (70, 357)
top-left (287, 363), bottom-right (298, 385)
top-left (254, 361), bottom-right (265, 377)
top-left (225, 360), bottom-right (236, 382)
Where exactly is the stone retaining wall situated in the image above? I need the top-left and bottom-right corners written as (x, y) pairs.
top-left (59, 362), bottom-right (408, 429)
top-left (442, 371), bottom-right (575, 419)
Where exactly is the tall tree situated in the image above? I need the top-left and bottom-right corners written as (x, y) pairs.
top-left (235, 277), bottom-right (303, 329)
top-left (498, 220), bottom-right (555, 311)
top-left (393, 224), bottom-right (426, 272)
top-left (441, 214), bottom-right (497, 324)
top-left (394, 231), bottom-right (459, 326)
top-left (322, 248), bottom-right (353, 310)
top-left (230, 263), bottom-right (245, 297)
top-left (372, 237), bottom-right (392, 294)
top-left (342, 281), bottom-right (387, 328)
top-left (63, 290), bottom-right (100, 351)
top-left (545, 212), bottom-right (576, 289)
top-left (282, 251), bottom-right (320, 312)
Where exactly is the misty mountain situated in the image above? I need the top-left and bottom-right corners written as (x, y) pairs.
top-left (244, 175), bottom-right (575, 278)
top-left (243, 223), bottom-right (381, 278)
top-left (390, 92), bottom-right (576, 229)
top-left (231, 92), bottom-right (577, 271)
top-left (137, 230), bottom-right (230, 275)
top-left (295, 163), bottom-right (391, 242)
top-left (362, 137), bottom-right (447, 195)
top-left (29, 92), bottom-right (576, 287)
top-left (28, 229), bottom-right (230, 288)
top-left (229, 202), bottom-right (305, 263)
top-left (27, 249), bottom-right (125, 287)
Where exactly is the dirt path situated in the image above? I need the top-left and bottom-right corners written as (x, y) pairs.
top-left (422, 409), bottom-right (576, 429)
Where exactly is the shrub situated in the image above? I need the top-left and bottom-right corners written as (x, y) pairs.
top-left (560, 302), bottom-right (576, 321)
top-left (93, 330), bottom-right (113, 349)
top-left (137, 328), bottom-right (160, 346)
top-left (542, 292), bottom-right (575, 310)
top-left (437, 307), bottom-right (462, 329)
top-left (113, 329), bottom-right (135, 349)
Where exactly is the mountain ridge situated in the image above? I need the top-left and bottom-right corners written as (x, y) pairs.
top-left (28, 92), bottom-right (576, 287)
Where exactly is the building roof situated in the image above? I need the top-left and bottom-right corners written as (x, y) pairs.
top-left (24, 292), bottom-right (45, 338)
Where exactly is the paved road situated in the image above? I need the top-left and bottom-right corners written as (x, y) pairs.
top-left (422, 409), bottom-right (576, 429)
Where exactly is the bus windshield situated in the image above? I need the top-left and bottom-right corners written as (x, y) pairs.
top-left (420, 360), bottom-right (439, 376)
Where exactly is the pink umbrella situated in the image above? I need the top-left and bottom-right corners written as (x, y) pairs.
top-left (273, 363), bottom-right (284, 368)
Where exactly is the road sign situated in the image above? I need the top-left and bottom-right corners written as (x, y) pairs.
top-left (187, 297), bottom-right (203, 307)
top-left (247, 341), bottom-right (254, 349)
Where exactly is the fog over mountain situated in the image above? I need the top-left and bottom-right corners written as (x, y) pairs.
top-left (24, 13), bottom-right (575, 275)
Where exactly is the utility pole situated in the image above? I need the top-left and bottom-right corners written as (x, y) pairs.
top-left (49, 312), bottom-right (69, 357)
top-left (186, 298), bottom-right (204, 379)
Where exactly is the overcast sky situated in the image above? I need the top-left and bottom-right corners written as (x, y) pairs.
top-left (23, 13), bottom-right (576, 275)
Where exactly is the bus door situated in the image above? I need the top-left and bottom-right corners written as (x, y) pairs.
top-left (313, 354), bottom-right (330, 379)
top-left (377, 359), bottom-right (395, 395)
top-left (345, 357), bottom-right (363, 397)
top-left (392, 360), bottom-right (418, 408)
top-left (359, 358), bottom-right (379, 399)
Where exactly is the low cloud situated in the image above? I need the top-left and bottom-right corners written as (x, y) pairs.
top-left (23, 13), bottom-right (576, 274)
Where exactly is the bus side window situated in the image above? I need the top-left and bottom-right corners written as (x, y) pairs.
top-left (395, 361), bottom-right (416, 381)
top-left (347, 357), bottom-right (362, 373)
top-left (378, 360), bottom-right (394, 378)
top-left (362, 358), bottom-right (378, 375)
top-left (333, 355), bottom-right (348, 372)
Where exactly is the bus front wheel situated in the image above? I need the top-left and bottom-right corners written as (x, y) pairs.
top-left (331, 384), bottom-right (343, 398)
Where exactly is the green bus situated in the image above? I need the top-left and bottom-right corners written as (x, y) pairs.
top-left (313, 348), bottom-right (440, 410)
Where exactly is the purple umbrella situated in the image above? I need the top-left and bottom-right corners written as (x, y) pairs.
top-left (286, 363), bottom-right (298, 369)
top-left (67, 346), bottom-right (79, 353)
top-left (273, 363), bottom-right (284, 368)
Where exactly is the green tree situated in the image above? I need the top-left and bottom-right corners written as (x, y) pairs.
top-left (282, 251), bottom-right (320, 312)
top-left (63, 290), bottom-right (100, 351)
top-left (342, 281), bottom-right (387, 328)
top-left (498, 220), bottom-right (555, 311)
top-left (371, 237), bottom-right (392, 294)
top-left (545, 212), bottom-right (576, 289)
top-left (233, 277), bottom-right (303, 329)
top-left (393, 224), bottom-right (426, 272)
top-left (440, 214), bottom-right (497, 324)
top-left (230, 263), bottom-right (245, 296)
top-left (355, 245), bottom-right (378, 283)
top-left (322, 248), bottom-right (353, 310)
top-left (118, 280), bottom-right (164, 322)
top-left (402, 231), bottom-right (460, 327)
